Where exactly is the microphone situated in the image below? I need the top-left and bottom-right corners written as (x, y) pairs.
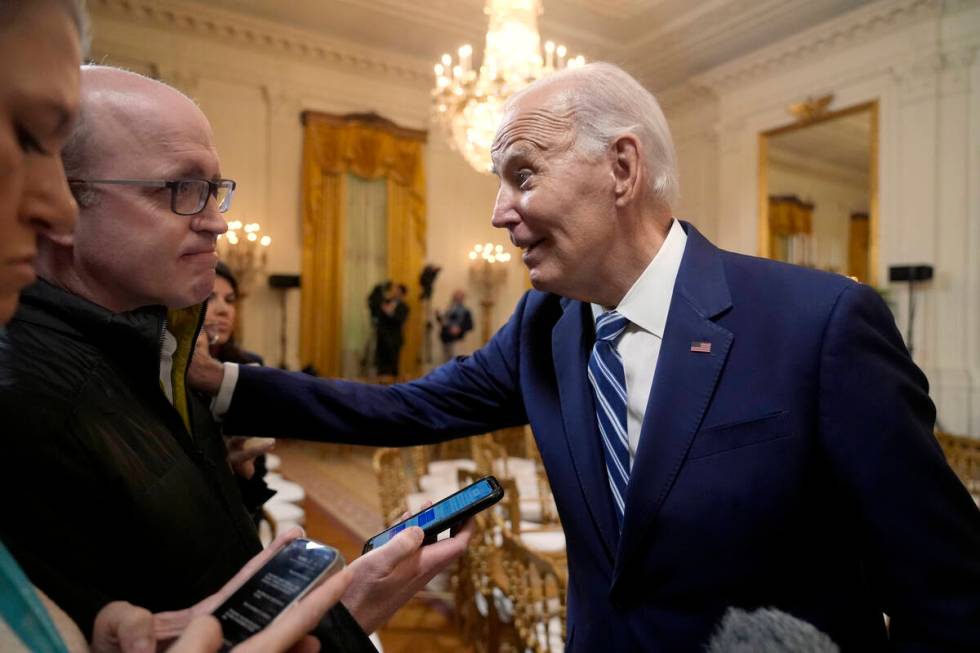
top-left (705, 607), bottom-right (839, 653)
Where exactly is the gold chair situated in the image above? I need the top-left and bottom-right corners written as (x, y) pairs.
top-left (372, 447), bottom-right (410, 527)
top-left (936, 431), bottom-right (980, 497)
top-left (501, 531), bottom-right (567, 653)
top-left (451, 480), bottom-right (522, 653)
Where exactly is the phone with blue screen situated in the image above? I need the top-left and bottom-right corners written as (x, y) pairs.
top-left (362, 475), bottom-right (503, 553)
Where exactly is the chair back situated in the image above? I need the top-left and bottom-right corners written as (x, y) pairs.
top-left (936, 431), bottom-right (980, 495)
top-left (372, 447), bottom-right (410, 527)
top-left (501, 531), bottom-right (567, 653)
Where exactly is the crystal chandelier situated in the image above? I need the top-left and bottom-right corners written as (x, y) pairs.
top-left (433, 0), bottom-right (584, 173)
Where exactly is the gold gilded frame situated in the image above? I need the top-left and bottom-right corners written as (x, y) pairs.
top-left (758, 100), bottom-right (879, 285)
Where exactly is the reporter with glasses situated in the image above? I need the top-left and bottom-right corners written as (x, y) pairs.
top-left (0, 64), bottom-right (473, 652)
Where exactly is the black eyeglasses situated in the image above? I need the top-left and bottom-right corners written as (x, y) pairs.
top-left (68, 178), bottom-right (236, 216)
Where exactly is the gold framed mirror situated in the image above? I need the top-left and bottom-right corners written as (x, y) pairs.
top-left (758, 99), bottom-right (878, 285)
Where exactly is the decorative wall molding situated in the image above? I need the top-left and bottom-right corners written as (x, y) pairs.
top-left (891, 51), bottom-right (944, 102)
top-left (88, 0), bottom-right (434, 87)
top-left (657, 81), bottom-right (718, 113)
top-left (692, 0), bottom-right (942, 93)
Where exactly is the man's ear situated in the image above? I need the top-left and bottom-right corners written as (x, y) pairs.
top-left (611, 134), bottom-right (641, 207)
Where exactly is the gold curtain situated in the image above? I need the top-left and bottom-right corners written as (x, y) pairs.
top-left (300, 112), bottom-right (427, 379)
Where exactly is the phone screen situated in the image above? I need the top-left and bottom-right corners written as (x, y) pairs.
top-left (369, 478), bottom-right (496, 549)
top-left (214, 539), bottom-right (340, 650)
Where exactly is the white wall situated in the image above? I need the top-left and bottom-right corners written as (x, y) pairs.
top-left (661, 0), bottom-right (980, 433)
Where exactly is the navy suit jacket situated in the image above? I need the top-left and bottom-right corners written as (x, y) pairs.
top-left (226, 223), bottom-right (980, 651)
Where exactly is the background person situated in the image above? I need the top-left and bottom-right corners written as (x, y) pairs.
top-left (205, 261), bottom-right (262, 365)
top-left (435, 289), bottom-right (473, 362)
top-left (374, 282), bottom-right (408, 382)
top-left (204, 260), bottom-right (275, 521)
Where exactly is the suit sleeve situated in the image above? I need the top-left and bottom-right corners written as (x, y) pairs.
top-left (223, 293), bottom-right (532, 445)
top-left (817, 282), bottom-right (980, 651)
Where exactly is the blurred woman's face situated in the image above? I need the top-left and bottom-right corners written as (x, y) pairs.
top-left (205, 275), bottom-right (236, 346)
top-left (0, 2), bottom-right (82, 324)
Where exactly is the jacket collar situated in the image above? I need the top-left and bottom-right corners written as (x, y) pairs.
top-left (15, 280), bottom-right (204, 392)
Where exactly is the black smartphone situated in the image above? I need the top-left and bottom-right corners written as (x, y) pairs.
top-left (362, 475), bottom-right (504, 553)
top-left (213, 538), bottom-right (344, 652)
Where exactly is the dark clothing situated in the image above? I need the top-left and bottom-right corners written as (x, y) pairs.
top-left (0, 281), bottom-right (371, 651)
top-left (375, 300), bottom-right (408, 376)
top-left (212, 342), bottom-right (276, 523)
top-left (225, 223), bottom-right (980, 652)
top-left (438, 303), bottom-right (473, 344)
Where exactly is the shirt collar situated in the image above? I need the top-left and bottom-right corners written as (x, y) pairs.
top-left (591, 218), bottom-right (687, 338)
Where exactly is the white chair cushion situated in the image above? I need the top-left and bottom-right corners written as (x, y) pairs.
top-left (406, 491), bottom-right (430, 514)
top-left (520, 530), bottom-right (566, 553)
top-left (418, 473), bottom-right (460, 495)
top-left (427, 458), bottom-right (477, 475)
top-left (266, 478), bottom-right (306, 504)
top-left (265, 501), bottom-right (305, 522)
top-left (519, 498), bottom-right (543, 523)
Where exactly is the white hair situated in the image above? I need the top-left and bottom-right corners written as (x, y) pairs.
top-left (506, 62), bottom-right (679, 208)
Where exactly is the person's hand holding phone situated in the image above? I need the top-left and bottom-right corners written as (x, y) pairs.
top-left (153, 527), bottom-right (350, 651)
top-left (165, 564), bottom-right (352, 653)
top-left (341, 503), bottom-right (476, 634)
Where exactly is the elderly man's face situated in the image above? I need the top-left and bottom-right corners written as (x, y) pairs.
top-left (490, 86), bottom-right (616, 302)
top-left (70, 74), bottom-right (227, 312)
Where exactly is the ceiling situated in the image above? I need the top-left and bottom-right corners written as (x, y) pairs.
top-left (198, 0), bottom-right (874, 91)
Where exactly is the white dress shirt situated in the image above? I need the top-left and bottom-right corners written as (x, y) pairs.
top-left (591, 218), bottom-right (687, 468)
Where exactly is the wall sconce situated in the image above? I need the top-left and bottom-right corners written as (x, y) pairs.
top-left (218, 219), bottom-right (271, 297)
top-left (468, 242), bottom-right (511, 343)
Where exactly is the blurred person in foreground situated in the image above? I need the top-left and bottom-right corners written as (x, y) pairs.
top-left (0, 61), bottom-right (472, 652)
top-left (191, 62), bottom-right (980, 651)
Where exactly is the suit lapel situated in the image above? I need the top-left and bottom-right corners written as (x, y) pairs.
top-left (552, 297), bottom-right (619, 560)
top-left (612, 223), bottom-right (734, 588)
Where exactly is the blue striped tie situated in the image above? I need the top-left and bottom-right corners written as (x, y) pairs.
top-left (588, 310), bottom-right (631, 529)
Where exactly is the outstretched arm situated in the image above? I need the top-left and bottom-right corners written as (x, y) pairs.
top-left (204, 293), bottom-right (536, 446)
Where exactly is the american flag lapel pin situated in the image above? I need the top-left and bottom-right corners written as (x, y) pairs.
top-left (690, 340), bottom-right (712, 353)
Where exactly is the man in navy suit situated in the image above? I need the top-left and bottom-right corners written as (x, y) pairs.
top-left (194, 63), bottom-right (980, 651)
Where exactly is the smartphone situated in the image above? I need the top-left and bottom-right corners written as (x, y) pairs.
top-left (213, 538), bottom-right (344, 652)
top-left (362, 475), bottom-right (504, 553)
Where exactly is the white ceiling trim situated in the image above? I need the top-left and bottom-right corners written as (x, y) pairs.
top-left (691, 0), bottom-right (941, 92)
top-left (88, 0), bottom-right (436, 85)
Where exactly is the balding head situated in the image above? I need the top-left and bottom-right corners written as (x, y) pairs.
top-left (41, 65), bottom-right (228, 312)
top-left (64, 66), bottom-right (202, 197)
